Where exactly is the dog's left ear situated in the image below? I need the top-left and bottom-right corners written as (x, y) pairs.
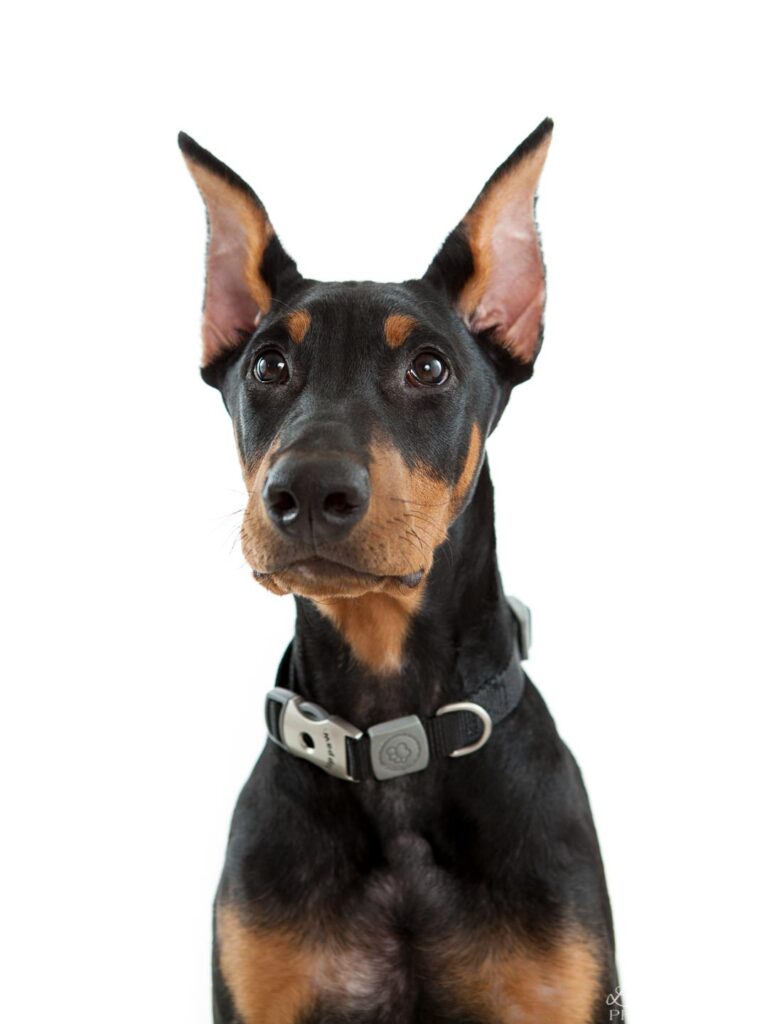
top-left (424, 118), bottom-right (553, 383)
top-left (179, 132), bottom-right (301, 378)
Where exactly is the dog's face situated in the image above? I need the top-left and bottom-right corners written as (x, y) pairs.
top-left (180, 122), bottom-right (551, 603)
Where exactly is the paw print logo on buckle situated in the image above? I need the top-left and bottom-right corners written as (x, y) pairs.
top-left (381, 736), bottom-right (419, 769)
top-left (367, 716), bottom-right (430, 780)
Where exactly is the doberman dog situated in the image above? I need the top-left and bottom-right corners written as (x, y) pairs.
top-left (180, 119), bottom-right (618, 1023)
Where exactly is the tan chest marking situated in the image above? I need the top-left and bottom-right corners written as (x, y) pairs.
top-left (217, 904), bottom-right (407, 1020)
top-left (218, 903), bottom-right (600, 1023)
top-left (438, 932), bottom-right (601, 1023)
top-left (217, 905), bottom-right (319, 1024)
top-left (316, 588), bottom-right (424, 675)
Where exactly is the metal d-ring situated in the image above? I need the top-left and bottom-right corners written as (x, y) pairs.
top-left (435, 701), bottom-right (493, 757)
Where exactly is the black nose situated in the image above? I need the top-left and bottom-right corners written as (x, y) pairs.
top-left (263, 454), bottom-right (370, 541)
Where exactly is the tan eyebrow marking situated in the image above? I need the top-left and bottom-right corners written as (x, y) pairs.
top-left (384, 314), bottom-right (418, 349)
top-left (285, 309), bottom-right (311, 344)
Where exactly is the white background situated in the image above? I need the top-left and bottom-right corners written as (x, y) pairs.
top-left (2, 2), bottom-right (755, 1021)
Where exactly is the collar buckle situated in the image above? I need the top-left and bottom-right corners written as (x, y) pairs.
top-left (267, 688), bottom-right (363, 782)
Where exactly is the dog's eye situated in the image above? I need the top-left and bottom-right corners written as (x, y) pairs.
top-left (253, 349), bottom-right (290, 384)
top-left (407, 351), bottom-right (450, 387)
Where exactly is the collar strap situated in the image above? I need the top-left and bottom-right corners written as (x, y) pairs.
top-left (265, 596), bottom-right (531, 783)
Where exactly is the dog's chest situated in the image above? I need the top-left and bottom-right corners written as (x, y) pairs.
top-left (219, 832), bottom-right (473, 1020)
top-left (310, 832), bottom-right (458, 1008)
top-left (217, 827), bottom-right (600, 1024)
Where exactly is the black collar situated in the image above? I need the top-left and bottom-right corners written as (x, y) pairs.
top-left (264, 596), bottom-right (531, 783)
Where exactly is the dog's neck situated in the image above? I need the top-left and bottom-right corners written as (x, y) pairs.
top-left (290, 458), bottom-right (517, 728)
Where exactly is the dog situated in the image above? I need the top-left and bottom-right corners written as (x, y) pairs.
top-left (180, 118), bottom-right (618, 1023)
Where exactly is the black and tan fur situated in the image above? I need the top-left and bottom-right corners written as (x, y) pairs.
top-left (180, 118), bottom-right (618, 1023)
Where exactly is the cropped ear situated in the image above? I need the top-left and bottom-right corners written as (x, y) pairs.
top-left (179, 133), bottom-right (301, 372)
top-left (424, 118), bottom-right (553, 382)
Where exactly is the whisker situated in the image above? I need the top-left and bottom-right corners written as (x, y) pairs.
top-left (402, 529), bottom-right (425, 558)
top-left (388, 496), bottom-right (450, 510)
top-left (401, 518), bottom-right (435, 542)
top-left (401, 510), bottom-right (440, 530)
top-left (207, 507), bottom-right (245, 523)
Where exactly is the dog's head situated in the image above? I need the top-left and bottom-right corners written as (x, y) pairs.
top-left (180, 121), bottom-right (552, 604)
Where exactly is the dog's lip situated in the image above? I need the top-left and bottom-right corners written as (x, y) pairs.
top-left (254, 558), bottom-right (425, 589)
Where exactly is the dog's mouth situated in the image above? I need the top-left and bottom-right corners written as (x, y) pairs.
top-left (253, 557), bottom-right (424, 598)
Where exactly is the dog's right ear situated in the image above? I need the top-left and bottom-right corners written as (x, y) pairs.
top-left (179, 133), bottom-right (301, 380)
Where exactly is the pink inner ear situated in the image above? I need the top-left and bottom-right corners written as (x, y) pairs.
top-left (201, 203), bottom-right (264, 366)
top-left (202, 241), bottom-right (262, 364)
top-left (467, 195), bottom-right (546, 364)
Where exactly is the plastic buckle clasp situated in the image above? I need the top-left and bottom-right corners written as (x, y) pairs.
top-left (266, 688), bottom-right (363, 782)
